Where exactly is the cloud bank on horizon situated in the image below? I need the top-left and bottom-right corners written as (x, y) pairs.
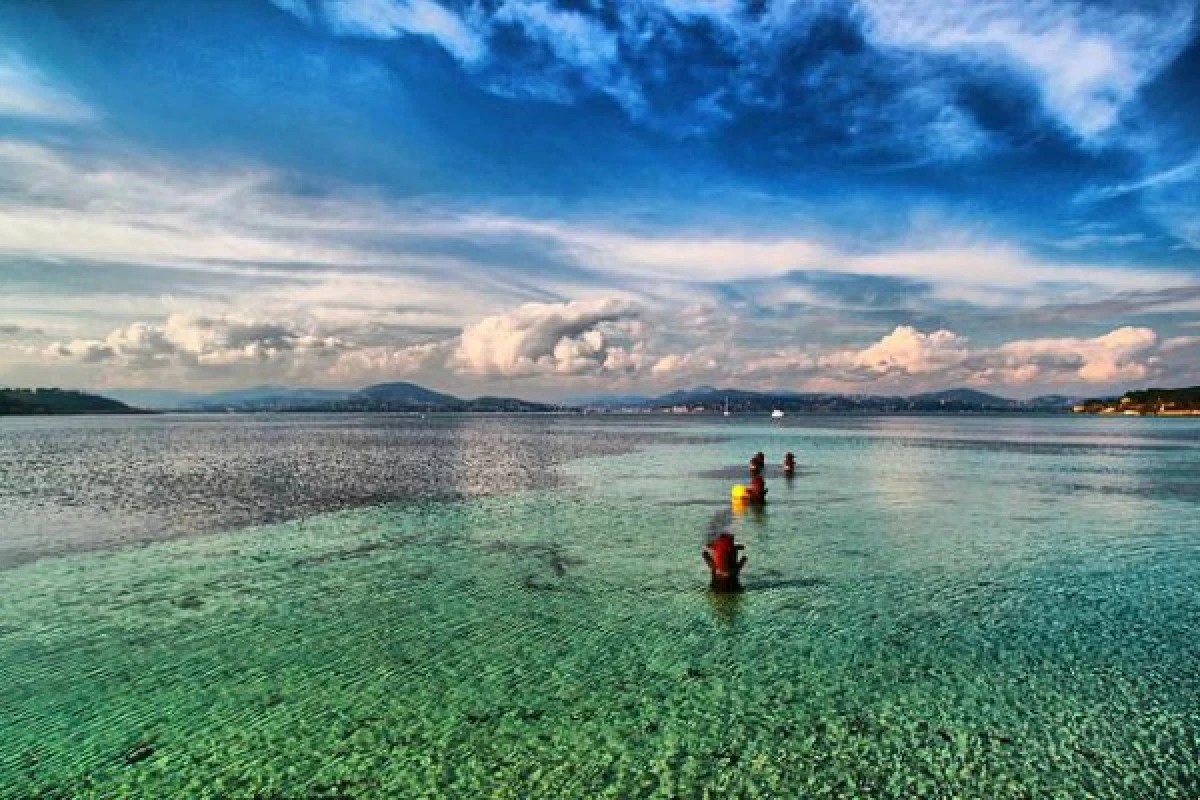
top-left (1, 0), bottom-right (1198, 399)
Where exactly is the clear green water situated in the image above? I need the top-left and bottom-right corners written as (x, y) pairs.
top-left (2, 415), bottom-right (1198, 797)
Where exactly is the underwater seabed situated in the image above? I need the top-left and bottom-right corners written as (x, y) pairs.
top-left (2, 424), bottom-right (1200, 797)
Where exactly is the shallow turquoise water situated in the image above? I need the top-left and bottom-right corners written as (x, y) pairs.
top-left (1, 415), bottom-right (1198, 797)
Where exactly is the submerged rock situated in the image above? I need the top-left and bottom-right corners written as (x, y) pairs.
top-left (123, 742), bottom-right (155, 765)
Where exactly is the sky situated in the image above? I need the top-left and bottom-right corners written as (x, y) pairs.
top-left (1, 0), bottom-right (1199, 400)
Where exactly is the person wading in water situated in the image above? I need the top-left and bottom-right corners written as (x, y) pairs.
top-left (703, 529), bottom-right (747, 592)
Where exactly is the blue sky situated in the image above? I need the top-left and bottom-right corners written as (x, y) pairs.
top-left (1, 0), bottom-right (1198, 399)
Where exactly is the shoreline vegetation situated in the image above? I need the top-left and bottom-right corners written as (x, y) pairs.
top-left (1072, 386), bottom-right (1200, 416)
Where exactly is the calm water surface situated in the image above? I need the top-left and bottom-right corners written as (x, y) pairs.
top-left (1, 414), bottom-right (1197, 797)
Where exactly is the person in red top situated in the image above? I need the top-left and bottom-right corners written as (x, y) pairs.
top-left (703, 530), bottom-right (746, 592)
top-left (783, 452), bottom-right (795, 476)
top-left (746, 464), bottom-right (767, 504)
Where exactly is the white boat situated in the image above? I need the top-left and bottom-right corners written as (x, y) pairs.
top-left (771, 409), bottom-right (785, 419)
top-left (723, 397), bottom-right (731, 417)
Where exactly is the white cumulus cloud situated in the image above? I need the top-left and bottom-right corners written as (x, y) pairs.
top-left (49, 313), bottom-right (347, 371)
top-left (979, 326), bottom-right (1158, 384)
top-left (452, 297), bottom-right (649, 377)
top-left (820, 326), bottom-right (970, 376)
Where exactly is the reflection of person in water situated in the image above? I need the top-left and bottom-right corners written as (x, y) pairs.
top-left (707, 587), bottom-right (741, 625)
top-left (703, 530), bottom-right (747, 592)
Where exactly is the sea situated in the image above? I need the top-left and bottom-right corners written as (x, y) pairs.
top-left (1, 413), bottom-right (1197, 798)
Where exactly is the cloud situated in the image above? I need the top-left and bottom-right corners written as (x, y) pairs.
top-left (635, 322), bottom-right (1169, 392)
top-left (267, 0), bottom-right (1192, 151)
top-left (820, 325), bottom-right (970, 376)
top-left (325, 339), bottom-right (451, 382)
top-left (0, 53), bottom-right (93, 123)
top-left (494, 2), bottom-right (617, 74)
top-left (1051, 232), bottom-right (1147, 251)
top-left (49, 313), bottom-right (347, 371)
top-left (4, 136), bottom-right (1195, 332)
top-left (858, 0), bottom-right (1194, 141)
top-left (278, 0), bottom-right (486, 62)
top-left (451, 297), bottom-right (649, 377)
top-left (1143, 166), bottom-right (1200, 251)
top-left (39, 310), bottom-right (462, 388)
top-left (733, 350), bottom-right (818, 380)
top-left (0, 141), bottom-right (589, 334)
top-left (1075, 152), bottom-right (1200, 252)
top-left (455, 214), bottom-right (1194, 296)
top-left (1161, 335), bottom-right (1200, 353)
top-left (729, 324), bottom-right (1164, 390)
top-left (1077, 152), bottom-right (1200, 204)
top-left (979, 326), bottom-right (1158, 384)
top-left (652, 350), bottom-right (721, 376)
top-left (4, 134), bottom-right (1196, 394)
top-left (558, 225), bottom-right (1192, 297)
top-left (0, 141), bottom-right (366, 267)
top-left (486, 1), bottom-right (641, 109)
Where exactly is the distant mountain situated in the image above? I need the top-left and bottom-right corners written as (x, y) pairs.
top-left (101, 386), bottom-right (354, 411)
top-left (908, 388), bottom-right (1017, 410)
top-left (100, 388), bottom-right (207, 410)
top-left (1, 388), bottom-right (144, 415)
top-left (640, 386), bottom-right (1065, 413)
top-left (343, 385), bottom-right (558, 412)
top-left (86, 381), bottom-right (1088, 416)
top-left (1023, 395), bottom-right (1079, 410)
top-left (651, 387), bottom-right (812, 409)
top-left (93, 381), bottom-right (559, 413)
top-left (567, 393), bottom-right (653, 408)
top-left (196, 386), bottom-right (354, 410)
top-left (352, 382), bottom-right (460, 408)
top-left (459, 396), bottom-right (559, 412)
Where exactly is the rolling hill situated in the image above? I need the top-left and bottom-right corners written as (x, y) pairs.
top-left (1, 388), bottom-right (144, 415)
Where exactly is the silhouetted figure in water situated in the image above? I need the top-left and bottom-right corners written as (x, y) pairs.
top-left (703, 530), bottom-right (747, 592)
top-left (745, 463), bottom-right (767, 504)
top-left (750, 451), bottom-right (766, 473)
top-left (783, 452), bottom-right (795, 476)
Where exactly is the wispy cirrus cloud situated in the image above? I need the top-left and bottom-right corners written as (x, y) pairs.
top-left (269, 0), bottom-right (1193, 153)
top-left (297, 0), bottom-right (486, 62)
top-left (9, 137), bottom-right (1191, 304)
top-left (0, 53), bottom-right (94, 123)
top-left (3, 136), bottom-right (1195, 348)
top-left (1076, 150), bottom-right (1200, 251)
top-left (857, 0), bottom-right (1194, 141)
top-left (1076, 151), bottom-right (1200, 203)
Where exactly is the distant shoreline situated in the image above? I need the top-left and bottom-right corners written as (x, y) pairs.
top-left (0, 408), bottom-right (1129, 419)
